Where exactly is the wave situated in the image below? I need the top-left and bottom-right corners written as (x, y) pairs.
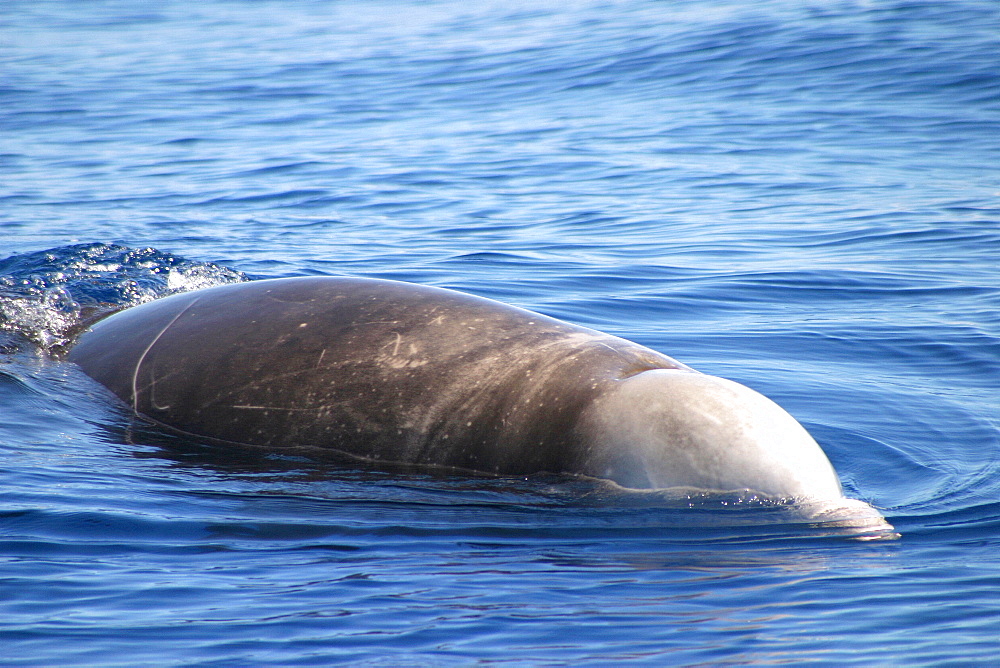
top-left (0, 243), bottom-right (245, 350)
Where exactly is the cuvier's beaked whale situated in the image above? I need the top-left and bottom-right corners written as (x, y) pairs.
top-left (68, 276), bottom-right (894, 536)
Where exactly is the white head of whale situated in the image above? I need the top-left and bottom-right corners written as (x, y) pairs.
top-left (580, 369), bottom-right (896, 537)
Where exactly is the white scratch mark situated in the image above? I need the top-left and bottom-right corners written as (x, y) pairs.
top-left (133, 297), bottom-right (200, 415)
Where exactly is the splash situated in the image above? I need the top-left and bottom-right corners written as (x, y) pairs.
top-left (0, 243), bottom-right (247, 351)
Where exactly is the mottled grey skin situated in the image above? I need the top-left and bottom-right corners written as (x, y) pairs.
top-left (69, 276), bottom-right (898, 537)
top-left (69, 277), bottom-right (688, 476)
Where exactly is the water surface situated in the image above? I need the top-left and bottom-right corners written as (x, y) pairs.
top-left (2, 0), bottom-right (999, 664)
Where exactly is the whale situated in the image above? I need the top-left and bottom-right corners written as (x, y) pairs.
top-left (67, 276), bottom-right (894, 535)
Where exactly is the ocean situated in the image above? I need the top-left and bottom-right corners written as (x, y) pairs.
top-left (2, 0), bottom-right (998, 664)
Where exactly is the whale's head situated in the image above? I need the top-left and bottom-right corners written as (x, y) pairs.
top-left (580, 369), bottom-right (895, 535)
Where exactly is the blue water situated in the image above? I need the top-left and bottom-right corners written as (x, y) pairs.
top-left (2, 0), bottom-right (999, 664)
